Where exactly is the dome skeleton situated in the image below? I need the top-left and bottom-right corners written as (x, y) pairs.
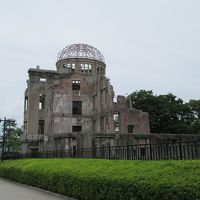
top-left (57, 44), bottom-right (105, 63)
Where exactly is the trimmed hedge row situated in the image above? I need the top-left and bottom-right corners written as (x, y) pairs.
top-left (0, 159), bottom-right (200, 200)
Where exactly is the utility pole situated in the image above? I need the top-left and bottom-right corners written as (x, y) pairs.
top-left (0, 117), bottom-right (15, 161)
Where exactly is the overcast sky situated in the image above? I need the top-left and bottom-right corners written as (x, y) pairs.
top-left (0, 0), bottom-right (200, 127)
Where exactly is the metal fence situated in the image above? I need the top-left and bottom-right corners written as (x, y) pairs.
top-left (2, 141), bottom-right (200, 161)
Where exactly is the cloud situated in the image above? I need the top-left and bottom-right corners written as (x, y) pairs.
top-left (0, 0), bottom-right (200, 125)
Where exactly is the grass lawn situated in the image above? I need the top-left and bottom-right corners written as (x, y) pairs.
top-left (0, 159), bottom-right (200, 200)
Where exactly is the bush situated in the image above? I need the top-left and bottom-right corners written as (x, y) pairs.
top-left (0, 159), bottom-right (200, 200)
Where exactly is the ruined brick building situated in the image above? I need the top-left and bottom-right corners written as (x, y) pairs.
top-left (21, 44), bottom-right (150, 153)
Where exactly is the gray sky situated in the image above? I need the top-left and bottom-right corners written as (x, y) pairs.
top-left (0, 0), bottom-right (200, 127)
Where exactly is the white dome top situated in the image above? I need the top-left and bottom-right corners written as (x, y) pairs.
top-left (57, 43), bottom-right (105, 63)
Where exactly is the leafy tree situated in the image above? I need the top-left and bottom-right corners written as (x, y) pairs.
top-left (188, 100), bottom-right (200, 134)
top-left (189, 100), bottom-right (200, 119)
top-left (1, 120), bottom-right (23, 152)
top-left (8, 128), bottom-right (23, 152)
top-left (127, 90), bottom-right (200, 134)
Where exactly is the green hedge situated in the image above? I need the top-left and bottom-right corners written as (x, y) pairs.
top-left (0, 159), bottom-right (200, 200)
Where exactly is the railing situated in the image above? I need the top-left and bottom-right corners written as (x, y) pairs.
top-left (2, 141), bottom-right (200, 160)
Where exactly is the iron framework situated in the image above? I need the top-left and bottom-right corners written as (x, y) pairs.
top-left (57, 43), bottom-right (105, 63)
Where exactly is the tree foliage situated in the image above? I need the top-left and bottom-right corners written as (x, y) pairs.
top-left (1, 120), bottom-right (23, 152)
top-left (127, 90), bottom-right (200, 134)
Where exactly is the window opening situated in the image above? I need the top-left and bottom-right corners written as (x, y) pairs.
top-left (81, 64), bottom-right (84, 72)
top-left (72, 63), bottom-right (75, 72)
top-left (72, 126), bottom-right (82, 132)
top-left (89, 64), bottom-right (92, 73)
top-left (72, 80), bottom-right (80, 90)
top-left (81, 63), bottom-right (91, 73)
top-left (128, 125), bottom-right (135, 133)
top-left (93, 120), bottom-right (96, 132)
top-left (39, 94), bottom-right (45, 110)
top-left (38, 120), bottom-right (45, 135)
top-left (63, 63), bottom-right (76, 72)
top-left (40, 78), bottom-right (46, 82)
top-left (93, 95), bottom-right (96, 109)
top-left (101, 67), bottom-right (103, 74)
top-left (72, 101), bottom-right (82, 115)
top-left (113, 113), bottom-right (120, 132)
top-left (85, 64), bottom-right (88, 73)
top-left (66, 63), bottom-right (71, 69)
top-left (25, 96), bottom-right (28, 111)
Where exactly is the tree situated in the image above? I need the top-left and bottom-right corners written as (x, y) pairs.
top-left (8, 128), bottom-right (23, 152)
top-left (189, 100), bottom-right (200, 119)
top-left (2, 120), bottom-right (23, 152)
top-left (127, 90), bottom-right (199, 134)
top-left (188, 100), bottom-right (200, 134)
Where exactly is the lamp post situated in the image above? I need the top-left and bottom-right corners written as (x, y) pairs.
top-left (0, 117), bottom-right (15, 161)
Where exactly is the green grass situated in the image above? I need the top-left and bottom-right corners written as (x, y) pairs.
top-left (0, 159), bottom-right (200, 200)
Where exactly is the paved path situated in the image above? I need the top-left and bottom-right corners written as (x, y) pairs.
top-left (0, 178), bottom-right (75, 200)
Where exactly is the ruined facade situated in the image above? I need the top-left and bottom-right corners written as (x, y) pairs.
top-left (21, 44), bottom-right (150, 153)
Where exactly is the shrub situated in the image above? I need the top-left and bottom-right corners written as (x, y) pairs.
top-left (0, 159), bottom-right (200, 200)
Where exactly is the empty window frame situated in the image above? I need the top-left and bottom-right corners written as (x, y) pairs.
top-left (63, 64), bottom-right (68, 68)
top-left (72, 63), bottom-right (75, 72)
top-left (93, 120), bottom-right (96, 132)
top-left (101, 67), bottom-right (103, 74)
top-left (128, 125), bottom-right (135, 133)
top-left (81, 63), bottom-right (92, 73)
top-left (72, 126), bottom-right (82, 132)
top-left (97, 66), bottom-right (100, 74)
top-left (89, 64), bottom-right (92, 73)
top-left (97, 66), bottom-right (105, 74)
top-left (85, 64), bottom-right (88, 73)
top-left (72, 80), bottom-right (80, 90)
top-left (72, 101), bottom-right (82, 115)
top-left (40, 78), bottom-right (46, 82)
top-left (93, 95), bottom-right (97, 109)
top-left (81, 64), bottom-right (84, 72)
top-left (39, 94), bottom-right (45, 110)
top-left (66, 63), bottom-right (71, 69)
top-left (63, 63), bottom-right (76, 71)
top-left (38, 120), bottom-right (45, 135)
top-left (113, 113), bottom-right (120, 132)
top-left (25, 96), bottom-right (28, 111)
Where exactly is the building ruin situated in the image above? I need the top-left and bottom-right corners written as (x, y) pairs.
top-left (21, 44), bottom-right (150, 154)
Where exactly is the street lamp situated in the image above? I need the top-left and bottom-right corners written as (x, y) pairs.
top-left (0, 117), bottom-right (15, 161)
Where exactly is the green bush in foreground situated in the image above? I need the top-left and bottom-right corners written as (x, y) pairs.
top-left (0, 159), bottom-right (200, 200)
